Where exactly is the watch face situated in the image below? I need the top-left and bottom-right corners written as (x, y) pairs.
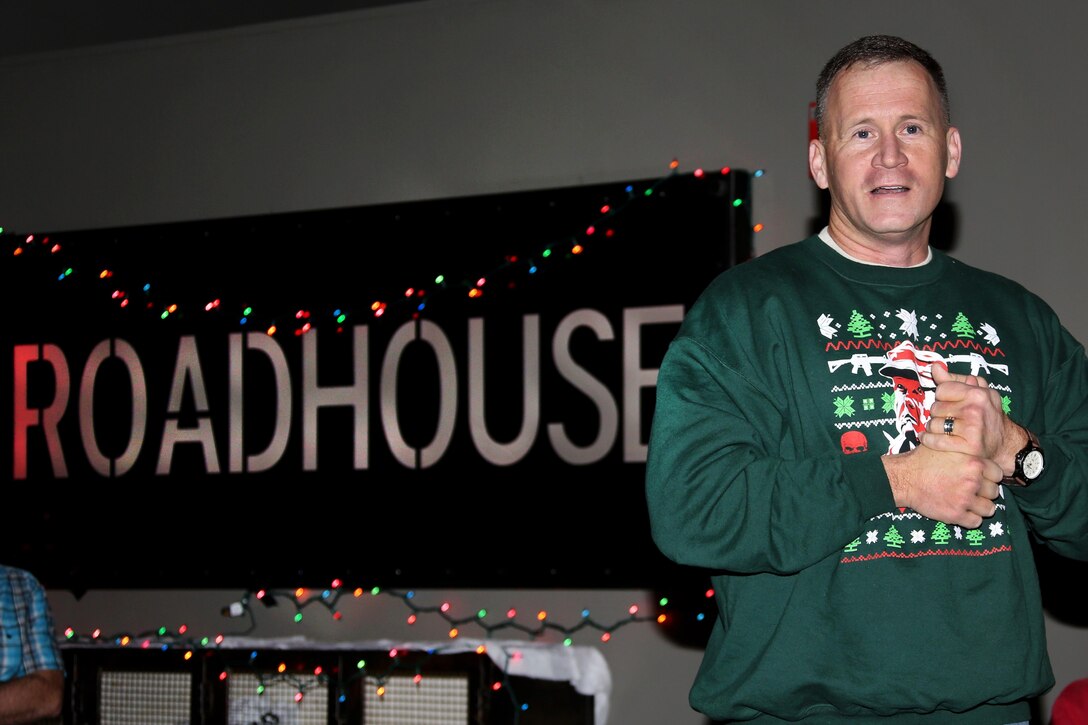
top-left (1022, 450), bottom-right (1045, 480)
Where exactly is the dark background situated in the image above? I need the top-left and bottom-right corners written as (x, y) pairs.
top-left (4, 169), bottom-right (752, 593)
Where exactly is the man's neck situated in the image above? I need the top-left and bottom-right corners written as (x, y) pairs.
top-left (818, 227), bottom-right (933, 268)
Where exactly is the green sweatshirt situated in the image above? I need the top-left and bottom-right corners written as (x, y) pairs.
top-left (645, 235), bottom-right (1088, 723)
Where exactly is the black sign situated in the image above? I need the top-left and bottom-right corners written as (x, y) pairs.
top-left (3, 171), bottom-right (751, 591)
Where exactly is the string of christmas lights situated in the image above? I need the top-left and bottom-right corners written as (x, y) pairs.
top-left (61, 581), bottom-right (702, 650)
top-left (219, 583), bottom-right (681, 644)
top-left (4, 160), bottom-right (764, 337)
top-left (60, 581), bottom-right (715, 720)
top-left (210, 639), bottom-right (567, 721)
top-left (217, 639), bottom-right (515, 715)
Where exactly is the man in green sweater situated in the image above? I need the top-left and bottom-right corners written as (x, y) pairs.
top-left (645, 34), bottom-right (1088, 724)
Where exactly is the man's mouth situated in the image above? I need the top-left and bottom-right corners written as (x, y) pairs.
top-left (871, 185), bottom-right (909, 194)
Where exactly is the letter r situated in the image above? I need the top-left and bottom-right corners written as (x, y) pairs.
top-left (13, 344), bottom-right (70, 479)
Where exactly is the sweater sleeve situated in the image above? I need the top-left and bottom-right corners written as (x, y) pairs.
top-left (1011, 326), bottom-right (1088, 561)
top-left (645, 334), bottom-right (895, 576)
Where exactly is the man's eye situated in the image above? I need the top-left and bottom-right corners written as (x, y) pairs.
top-left (904, 124), bottom-right (920, 134)
top-left (855, 130), bottom-right (871, 139)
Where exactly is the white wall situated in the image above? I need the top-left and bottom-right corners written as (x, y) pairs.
top-left (4, 1), bottom-right (1085, 722)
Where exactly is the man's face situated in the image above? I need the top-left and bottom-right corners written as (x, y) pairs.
top-left (894, 375), bottom-right (925, 411)
top-left (892, 374), bottom-right (932, 439)
top-left (808, 60), bottom-right (961, 247)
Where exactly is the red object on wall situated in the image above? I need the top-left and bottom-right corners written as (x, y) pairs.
top-left (1051, 678), bottom-right (1088, 725)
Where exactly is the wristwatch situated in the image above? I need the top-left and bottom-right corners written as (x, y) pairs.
top-left (1003, 427), bottom-right (1044, 487)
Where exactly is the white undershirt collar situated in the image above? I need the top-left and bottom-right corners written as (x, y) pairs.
top-left (817, 227), bottom-right (933, 268)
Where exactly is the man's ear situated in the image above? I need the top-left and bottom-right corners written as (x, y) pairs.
top-left (809, 139), bottom-right (829, 189)
top-left (945, 126), bottom-right (962, 179)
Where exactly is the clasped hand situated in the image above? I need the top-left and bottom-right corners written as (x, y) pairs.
top-left (887, 364), bottom-right (1017, 529)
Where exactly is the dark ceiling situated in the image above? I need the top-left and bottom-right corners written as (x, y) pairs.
top-left (0, 0), bottom-right (425, 59)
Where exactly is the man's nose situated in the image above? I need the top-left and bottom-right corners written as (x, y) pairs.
top-left (873, 135), bottom-right (907, 168)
